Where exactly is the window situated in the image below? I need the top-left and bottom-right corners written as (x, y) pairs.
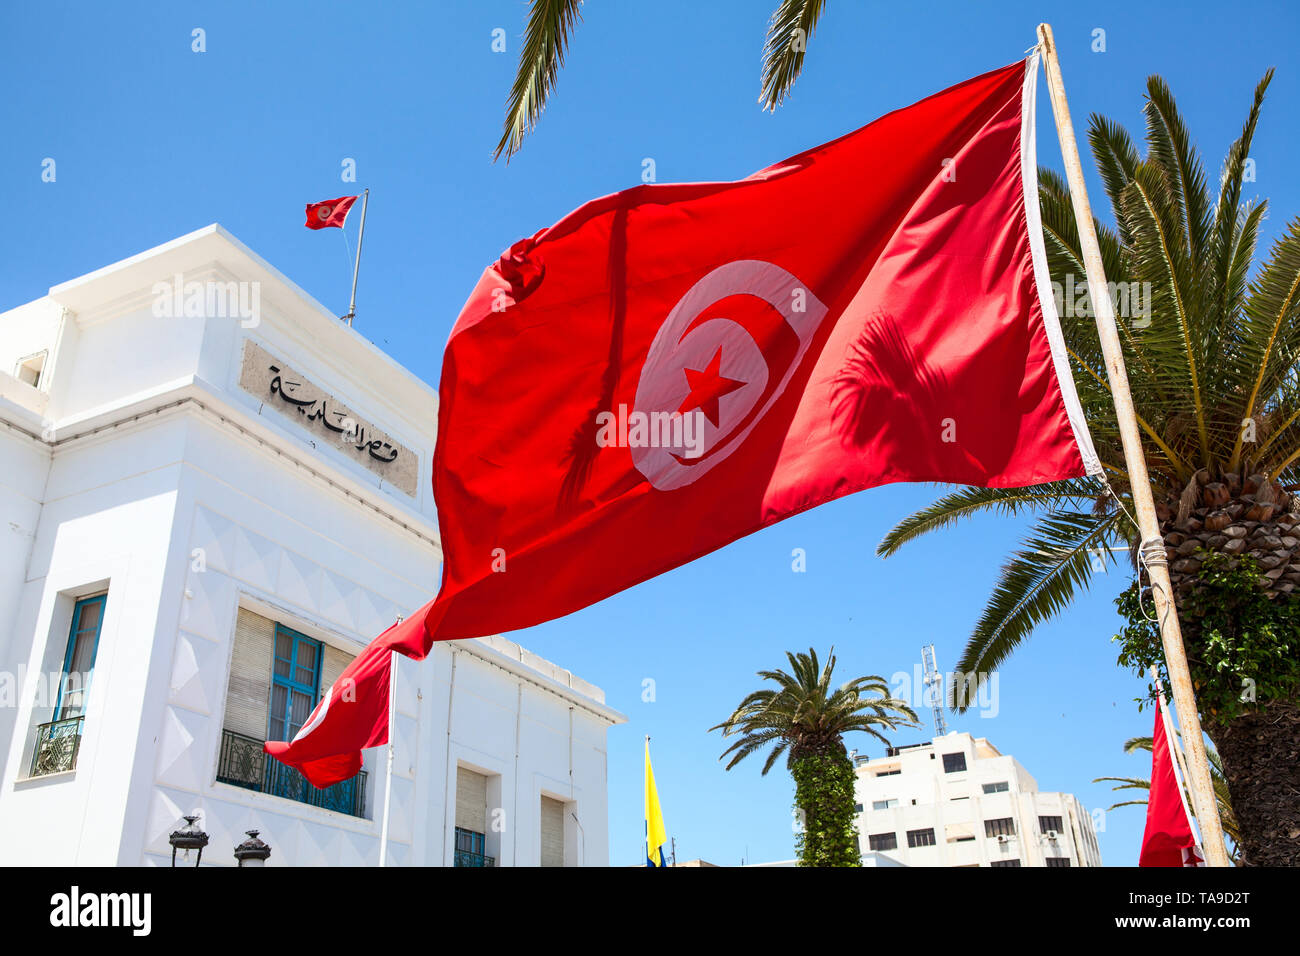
top-left (907, 828), bottom-right (936, 848)
top-left (990, 859), bottom-right (1022, 867)
top-left (216, 609), bottom-right (366, 817)
top-left (942, 752), bottom-right (967, 773)
top-left (1039, 816), bottom-right (1064, 834)
top-left (868, 832), bottom-right (898, 851)
top-left (982, 781), bottom-right (1009, 794)
top-left (454, 827), bottom-right (493, 867)
top-left (875, 769), bottom-right (901, 777)
top-left (985, 817), bottom-right (1016, 838)
top-left (1045, 857), bottom-right (1071, 867)
top-left (30, 594), bottom-right (106, 777)
top-left (853, 803), bottom-right (864, 813)
top-left (15, 351), bottom-right (46, 389)
top-left (268, 625), bottom-right (322, 743)
top-left (56, 595), bottom-right (106, 720)
top-left (872, 799), bottom-right (898, 810)
top-left (540, 796), bottom-right (565, 867)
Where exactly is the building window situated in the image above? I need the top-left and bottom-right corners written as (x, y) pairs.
top-left (853, 803), bottom-right (864, 813)
top-left (868, 832), bottom-right (898, 852)
top-left (872, 798), bottom-right (898, 810)
top-left (1039, 815), bottom-right (1064, 834)
top-left (982, 781), bottom-right (1009, 794)
top-left (875, 768), bottom-right (901, 777)
top-left (540, 796), bottom-right (565, 867)
top-left (1045, 857), bottom-right (1071, 867)
top-left (985, 817), bottom-right (1016, 838)
top-left (15, 351), bottom-right (46, 389)
top-left (216, 609), bottom-right (366, 817)
top-left (30, 594), bottom-right (106, 777)
top-left (990, 859), bottom-right (1022, 867)
top-left (942, 752), bottom-right (967, 773)
top-left (907, 828), bottom-right (937, 848)
top-left (269, 625), bottom-right (322, 743)
top-left (454, 827), bottom-right (494, 867)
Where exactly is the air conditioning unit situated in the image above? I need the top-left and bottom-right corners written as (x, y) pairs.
top-left (1046, 830), bottom-right (1060, 841)
top-left (996, 834), bottom-right (1011, 844)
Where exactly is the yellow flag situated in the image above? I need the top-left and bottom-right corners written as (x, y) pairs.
top-left (645, 737), bottom-right (668, 867)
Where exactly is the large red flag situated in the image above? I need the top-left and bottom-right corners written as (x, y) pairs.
top-left (1139, 698), bottom-right (1206, 867)
top-left (420, 56), bottom-right (1097, 643)
top-left (269, 57), bottom-right (1100, 779)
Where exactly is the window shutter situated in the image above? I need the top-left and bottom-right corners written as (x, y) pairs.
top-left (224, 608), bottom-right (274, 739)
top-left (455, 768), bottom-right (488, 833)
top-left (540, 796), bottom-right (565, 867)
top-left (320, 643), bottom-right (352, 698)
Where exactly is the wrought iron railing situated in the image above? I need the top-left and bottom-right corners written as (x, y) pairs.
top-left (30, 715), bottom-right (84, 777)
top-left (454, 849), bottom-right (497, 867)
top-left (216, 729), bottom-right (367, 818)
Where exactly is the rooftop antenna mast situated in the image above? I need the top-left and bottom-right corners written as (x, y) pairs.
top-left (921, 644), bottom-right (947, 738)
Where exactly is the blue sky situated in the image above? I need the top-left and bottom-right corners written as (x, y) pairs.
top-left (5, 1), bottom-right (1297, 866)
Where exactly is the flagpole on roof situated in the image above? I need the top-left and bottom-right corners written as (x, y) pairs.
top-left (343, 187), bottom-right (369, 328)
top-left (377, 643), bottom-right (397, 867)
top-left (1035, 23), bottom-right (1230, 866)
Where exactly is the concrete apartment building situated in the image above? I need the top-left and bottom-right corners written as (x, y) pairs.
top-left (852, 731), bottom-right (1101, 867)
top-left (0, 225), bottom-right (625, 866)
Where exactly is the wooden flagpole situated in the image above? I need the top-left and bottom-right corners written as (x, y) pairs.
top-left (1035, 23), bottom-right (1230, 866)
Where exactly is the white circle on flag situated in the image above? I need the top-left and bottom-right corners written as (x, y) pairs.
top-left (631, 260), bottom-right (829, 490)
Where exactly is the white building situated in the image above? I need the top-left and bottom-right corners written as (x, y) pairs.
top-left (0, 225), bottom-right (625, 866)
top-left (852, 732), bottom-right (1101, 867)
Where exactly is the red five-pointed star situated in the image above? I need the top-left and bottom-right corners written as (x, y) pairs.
top-left (677, 346), bottom-right (747, 428)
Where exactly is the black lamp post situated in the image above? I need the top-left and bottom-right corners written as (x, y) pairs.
top-left (168, 814), bottom-right (209, 867)
top-left (234, 830), bottom-right (272, 867)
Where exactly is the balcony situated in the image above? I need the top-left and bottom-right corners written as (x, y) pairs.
top-left (454, 849), bottom-right (496, 867)
top-left (216, 729), bottom-right (367, 818)
top-left (30, 715), bottom-right (84, 777)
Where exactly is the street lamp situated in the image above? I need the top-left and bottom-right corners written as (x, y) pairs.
top-left (168, 814), bottom-right (209, 867)
top-left (234, 830), bottom-right (272, 867)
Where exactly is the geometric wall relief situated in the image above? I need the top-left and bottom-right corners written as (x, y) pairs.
top-left (230, 523), bottom-right (279, 593)
top-left (190, 506), bottom-right (236, 575)
top-left (319, 567), bottom-right (362, 632)
top-left (168, 630), bottom-right (224, 716)
top-left (356, 587), bottom-right (398, 641)
top-left (178, 565), bottom-right (227, 642)
top-left (143, 785), bottom-right (205, 860)
top-left (277, 548), bottom-right (323, 618)
top-left (154, 703), bottom-right (209, 793)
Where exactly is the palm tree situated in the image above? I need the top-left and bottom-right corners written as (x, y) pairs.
top-left (879, 72), bottom-right (1300, 865)
top-left (710, 647), bottom-right (917, 866)
top-left (494, 0), bottom-right (829, 159)
top-left (1095, 735), bottom-right (1240, 863)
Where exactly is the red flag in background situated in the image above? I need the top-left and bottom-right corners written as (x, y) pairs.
top-left (264, 610), bottom-right (430, 787)
top-left (304, 195), bottom-right (358, 230)
top-left (1139, 698), bottom-right (1205, 867)
top-left (418, 56), bottom-right (1098, 644)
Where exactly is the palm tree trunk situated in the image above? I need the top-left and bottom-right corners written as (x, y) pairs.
top-left (791, 744), bottom-right (861, 867)
top-left (1205, 701), bottom-right (1300, 865)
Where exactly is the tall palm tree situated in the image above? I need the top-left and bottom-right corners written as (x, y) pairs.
top-left (710, 647), bottom-right (917, 866)
top-left (494, 0), bottom-right (829, 159)
top-left (879, 72), bottom-right (1300, 865)
top-left (1095, 735), bottom-right (1240, 863)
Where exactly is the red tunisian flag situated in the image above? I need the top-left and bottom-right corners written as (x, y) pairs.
top-left (268, 57), bottom-right (1102, 780)
top-left (420, 55), bottom-right (1098, 642)
top-left (304, 195), bottom-right (358, 230)
top-left (263, 614), bottom-right (425, 787)
top-left (1139, 698), bottom-right (1206, 867)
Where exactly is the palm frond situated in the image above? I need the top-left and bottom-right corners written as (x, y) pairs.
top-left (876, 479), bottom-right (1103, 558)
top-left (758, 0), bottom-right (827, 111)
top-left (495, 0), bottom-right (584, 162)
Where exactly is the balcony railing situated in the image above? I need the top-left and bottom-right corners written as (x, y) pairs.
top-left (454, 849), bottom-right (497, 867)
top-left (30, 715), bottom-right (84, 777)
top-left (216, 729), bottom-right (367, 818)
